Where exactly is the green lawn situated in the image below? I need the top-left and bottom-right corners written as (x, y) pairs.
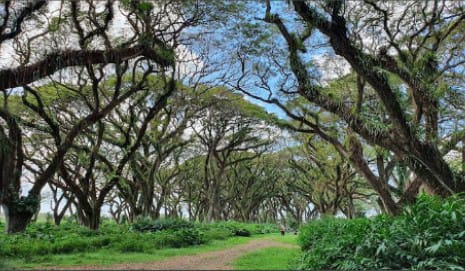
top-left (233, 234), bottom-right (302, 270)
top-left (233, 246), bottom-right (301, 270)
top-left (1, 235), bottom-right (269, 270)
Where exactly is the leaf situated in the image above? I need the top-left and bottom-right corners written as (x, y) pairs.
top-left (137, 2), bottom-right (153, 11)
top-left (425, 241), bottom-right (442, 254)
top-left (375, 242), bottom-right (386, 256)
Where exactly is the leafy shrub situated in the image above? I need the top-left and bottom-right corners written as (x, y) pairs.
top-left (0, 222), bottom-right (123, 257)
top-left (298, 217), bottom-right (371, 269)
top-left (168, 228), bottom-right (205, 247)
top-left (202, 221), bottom-right (277, 237)
top-left (131, 217), bottom-right (194, 232)
top-left (0, 218), bottom-right (276, 260)
top-left (53, 237), bottom-right (90, 254)
top-left (113, 228), bottom-right (206, 252)
top-left (298, 195), bottom-right (465, 270)
top-left (203, 227), bottom-right (232, 241)
top-left (256, 223), bottom-right (279, 234)
top-left (115, 234), bottom-right (148, 252)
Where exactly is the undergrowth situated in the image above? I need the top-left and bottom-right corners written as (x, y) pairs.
top-left (0, 218), bottom-right (277, 261)
top-left (298, 195), bottom-right (465, 270)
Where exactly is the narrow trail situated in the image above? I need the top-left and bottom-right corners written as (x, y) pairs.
top-left (49, 238), bottom-right (297, 270)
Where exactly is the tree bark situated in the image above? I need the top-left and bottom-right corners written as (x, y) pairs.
top-left (80, 205), bottom-right (102, 231)
top-left (1, 204), bottom-right (34, 234)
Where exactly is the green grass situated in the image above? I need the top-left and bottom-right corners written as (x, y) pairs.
top-left (0, 219), bottom-right (280, 270)
top-left (233, 234), bottom-right (301, 270)
top-left (233, 246), bottom-right (301, 270)
top-left (2, 235), bottom-right (270, 269)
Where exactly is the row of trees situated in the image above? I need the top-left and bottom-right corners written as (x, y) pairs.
top-left (1, 0), bottom-right (465, 233)
top-left (0, 0), bottom-right (200, 232)
top-left (9, 79), bottom-right (372, 231)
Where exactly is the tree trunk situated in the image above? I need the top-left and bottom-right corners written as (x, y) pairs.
top-left (89, 211), bottom-right (100, 231)
top-left (83, 207), bottom-right (101, 231)
top-left (206, 178), bottom-right (221, 222)
top-left (77, 202), bottom-right (101, 230)
top-left (2, 204), bottom-right (34, 233)
top-left (348, 136), bottom-right (401, 215)
top-left (407, 143), bottom-right (460, 196)
top-left (206, 198), bottom-right (215, 222)
top-left (53, 195), bottom-right (73, 226)
top-left (461, 137), bottom-right (465, 174)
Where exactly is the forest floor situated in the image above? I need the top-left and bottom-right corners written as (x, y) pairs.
top-left (48, 237), bottom-right (298, 270)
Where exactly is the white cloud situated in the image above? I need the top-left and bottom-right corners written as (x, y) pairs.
top-left (312, 54), bottom-right (351, 85)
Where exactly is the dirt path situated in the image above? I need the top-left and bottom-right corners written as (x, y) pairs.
top-left (49, 238), bottom-right (296, 270)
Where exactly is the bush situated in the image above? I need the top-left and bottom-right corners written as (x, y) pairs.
top-left (203, 227), bottom-right (233, 241)
top-left (298, 195), bottom-right (465, 270)
top-left (202, 221), bottom-right (277, 237)
top-left (169, 228), bottom-right (205, 247)
top-left (0, 222), bottom-right (125, 257)
top-left (131, 217), bottom-right (194, 232)
top-left (0, 218), bottom-right (276, 260)
top-left (115, 234), bottom-right (148, 252)
top-left (113, 228), bottom-right (206, 252)
top-left (53, 237), bottom-right (90, 254)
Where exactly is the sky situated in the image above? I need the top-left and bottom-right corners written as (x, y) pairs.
top-left (183, 1), bottom-right (353, 120)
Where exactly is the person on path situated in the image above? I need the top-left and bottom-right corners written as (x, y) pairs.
top-left (280, 225), bottom-right (286, 236)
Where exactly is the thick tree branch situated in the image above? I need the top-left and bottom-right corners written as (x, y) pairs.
top-left (0, 46), bottom-right (174, 91)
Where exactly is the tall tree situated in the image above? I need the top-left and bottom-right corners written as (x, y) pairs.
top-left (0, 0), bottom-right (202, 233)
top-left (191, 89), bottom-right (273, 221)
top-left (219, 1), bottom-right (465, 211)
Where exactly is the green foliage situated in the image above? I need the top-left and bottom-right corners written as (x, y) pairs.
top-left (131, 217), bottom-right (194, 232)
top-left (199, 221), bottom-right (278, 238)
top-left (298, 217), bottom-right (371, 269)
top-left (137, 1), bottom-right (153, 12)
top-left (8, 195), bottom-right (40, 215)
top-left (298, 195), bottom-right (465, 270)
top-left (0, 220), bottom-right (276, 261)
top-left (115, 228), bottom-right (204, 252)
top-left (201, 227), bottom-right (232, 241)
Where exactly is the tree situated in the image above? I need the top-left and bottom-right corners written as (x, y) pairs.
top-left (286, 134), bottom-right (373, 218)
top-left (190, 88), bottom-right (273, 221)
top-left (118, 87), bottom-right (198, 221)
top-left (224, 153), bottom-right (283, 222)
top-left (218, 0), bottom-right (465, 212)
top-left (0, 0), bottom-right (202, 233)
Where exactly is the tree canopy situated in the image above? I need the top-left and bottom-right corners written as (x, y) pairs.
top-left (1, 0), bottom-right (465, 235)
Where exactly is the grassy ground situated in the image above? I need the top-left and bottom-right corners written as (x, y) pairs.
top-left (2, 235), bottom-right (270, 269)
top-left (234, 247), bottom-right (301, 270)
top-left (233, 234), bottom-right (302, 270)
top-left (266, 232), bottom-right (300, 245)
